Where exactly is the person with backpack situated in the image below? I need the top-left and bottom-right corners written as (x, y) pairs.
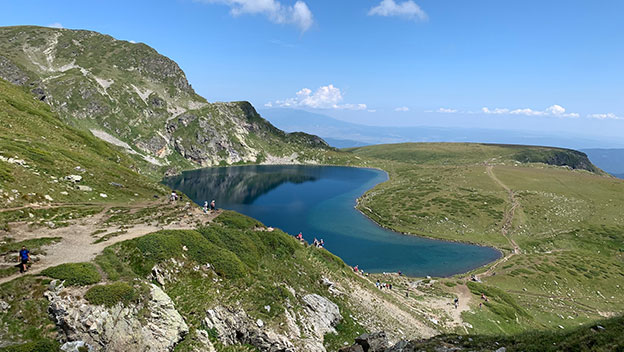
top-left (18, 246), bottom-right (30, 273)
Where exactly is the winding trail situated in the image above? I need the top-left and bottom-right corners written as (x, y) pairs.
top-left (476, 165), bottom-right (521, 279)
top-left (0, 201), bottom-right (219, 285)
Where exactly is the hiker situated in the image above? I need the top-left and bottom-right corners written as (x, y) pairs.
top-left (319, 239), bottom-right (324, 248)
top-left (389, 283), bottom-right (392, 290)
top-left (398, 270), bottom-right (402, 276)
top-left (18, 246), bottom-right (30, 273)
top-left (203, 201), bottom-right (209, 214)
top-left (376, 279), bottom-right (380, 289)
top-left (170, 191), bottom-right (178, 202)
top-left (406, 289), bottom-right (409, 298)
top-left (210, 200), bottom-right (216, 211)
top-left (296, 232), bottom-right (304, 242)
top-left (313, 238), bottom-right (319, 247)
top-left (454, 297), bottom-right (459, 309)
top-left (353, 265), bottom-right (359, 273)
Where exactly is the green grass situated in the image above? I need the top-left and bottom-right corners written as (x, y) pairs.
top-left (40, 262), bottom-right (101, 286)
top-left (409, 315), bottom-right (624, 352)
top-left (0, 340), bottom-right (59, 352)
top-left (213, 210), bottom-right (263, 230)
top-left (84, 282), bottom-right (138, 307)
top-left (0, 276), bottom-right (58, 346)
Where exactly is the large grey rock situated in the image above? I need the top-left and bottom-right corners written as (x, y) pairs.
top-left (203, 306), bottom-right (295, 352)
top-left (302, 294), bottom-right (342, 337)
top-left (46, 282), bottom-right (188, 352)
top-left (354, 332), bottom-right (391, 352)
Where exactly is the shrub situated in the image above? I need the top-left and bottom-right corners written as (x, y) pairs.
top-left (40, 263), bottom-right (101, 286)
top-left (85, 282), bottom-right (137, 307)
top-left (120, 230), bottom-right (248, 279)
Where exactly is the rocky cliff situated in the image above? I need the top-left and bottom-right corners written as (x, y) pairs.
top-left (0, 26), bottom-right (331, 173)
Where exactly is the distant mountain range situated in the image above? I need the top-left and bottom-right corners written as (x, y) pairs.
top-left (261, 108), bottom-right (624, 151)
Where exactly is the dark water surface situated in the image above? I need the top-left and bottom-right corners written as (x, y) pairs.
top-left (164, 165), bottom-right (500, 277)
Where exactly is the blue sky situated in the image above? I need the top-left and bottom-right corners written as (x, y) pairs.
top-left (2, 0), bottom-right (623, 141)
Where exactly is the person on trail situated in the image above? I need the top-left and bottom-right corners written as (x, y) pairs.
top-left (454, 297), bottom-right (459, 309)
top-left (319, 239), bottom-right (324, 248)
top-left (210, 200), bottom-right (216, 211)
top-left (18, 246), bottom-right (30, 273)
top-left (170, 191), bottom-right (178, 203)
top-left (203, 201), bottom-right (209, 214)
top-left (353, 265), bottom-right (359, 273)
top-left (296, 233), bottom-right (304, 242)
top-left (313, 238), bottom-right (319, 247)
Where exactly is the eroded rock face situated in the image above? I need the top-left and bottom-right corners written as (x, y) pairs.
top-left (45, 281), bottom-right (188, 352)
top-left (203, 294), bottom-right (342, 352)
top-left (203, 306), bottom-right (295, 352)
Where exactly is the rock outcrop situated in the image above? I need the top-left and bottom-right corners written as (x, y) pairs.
top-left (203, 293), bottom-right (341, 352)
top-left (45, 281), bottom-right (188, 352)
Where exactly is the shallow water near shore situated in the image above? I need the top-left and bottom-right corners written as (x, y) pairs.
top-left (164, 165), bottom-right (501, 277)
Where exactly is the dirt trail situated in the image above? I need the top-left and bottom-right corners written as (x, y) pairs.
top-left (0, 201), bottom-right (219, 285)
top-left (477, 165), bottom-right (522, 279)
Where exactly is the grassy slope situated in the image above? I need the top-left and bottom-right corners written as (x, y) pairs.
top-left (0, 78), bottom-right (165, 208)
top-left (347, 142), bottom-right (624, 335)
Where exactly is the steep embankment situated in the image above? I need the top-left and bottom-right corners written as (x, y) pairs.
top-left (0, 25), bottom-right (331, 174)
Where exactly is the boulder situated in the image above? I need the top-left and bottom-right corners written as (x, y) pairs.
top-left (354, 332), bottom-right (391, 352)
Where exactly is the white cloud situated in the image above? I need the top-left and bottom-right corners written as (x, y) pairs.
top-left (394, 106), bottom-right (409, 112)
top-left (367, 109), bottom-right (377, 113)
top-left (198, 0), bottom-right (314, 32)
top-left (368, 0), bottom-right (427, 21)
top-left (587, 113), bottom-right (622, 120)
top-left (129, 40), bottom-right (137, 44)
top-left (268, 84), bottom-right (367, 110)
top-left (436, 107), bottom-right (458, 113)
top-left (481, 105), bottom-right (578, 118)
top-left (47, 22), bottom-right (64, 29)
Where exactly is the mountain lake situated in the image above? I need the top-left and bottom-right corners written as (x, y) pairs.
top-left (164, 165), bottom-right (501, 277)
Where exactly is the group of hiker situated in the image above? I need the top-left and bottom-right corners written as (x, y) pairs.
top-left (170, 191), bottom-right (217, 214)
top-left (295, 232), bottom-right (326, 249)
top-left (202, 200), bottom-right (216, 213)
top-left (375, 279), bottom-right (393, 290)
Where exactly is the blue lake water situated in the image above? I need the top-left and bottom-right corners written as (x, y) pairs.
top-left (164, 165), bottom-right (501, 277)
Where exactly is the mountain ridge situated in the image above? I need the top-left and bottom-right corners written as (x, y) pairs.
top-left (0, 25), bottom-right (331, 175)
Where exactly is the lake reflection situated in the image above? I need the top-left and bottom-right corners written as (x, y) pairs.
top-left (164, 165), bottom-right (500, 277)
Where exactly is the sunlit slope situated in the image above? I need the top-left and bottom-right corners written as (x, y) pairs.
top-left (348, 142), bottom-right (624, 333)
top-left (0, 78), bottom-right (165, 207)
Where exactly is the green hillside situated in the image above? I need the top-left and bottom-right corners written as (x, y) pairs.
top-left (0, 77), bottom-right (164, 208)
top-left (348, 142), bottom-right (624, 335)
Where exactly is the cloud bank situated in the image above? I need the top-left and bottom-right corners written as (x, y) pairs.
top-left (47, 22), bottom-right (64, 29)
top-left (266, 84), bottom-right (367, 110)
top-left (199, 0), bottom-right (314, 32)
top-left (587, 113), bottom-right (622, 120)
top-left (368, 0), bottom-right (427, 21)
top-left (481, 105), bottom-right (579, 118)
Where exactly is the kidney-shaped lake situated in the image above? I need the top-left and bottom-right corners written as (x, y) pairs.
top-left (164, 165), bottom-right (500, 277)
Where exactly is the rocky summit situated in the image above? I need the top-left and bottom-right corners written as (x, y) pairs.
top-left (0, 26), bottom-right (331, 174)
